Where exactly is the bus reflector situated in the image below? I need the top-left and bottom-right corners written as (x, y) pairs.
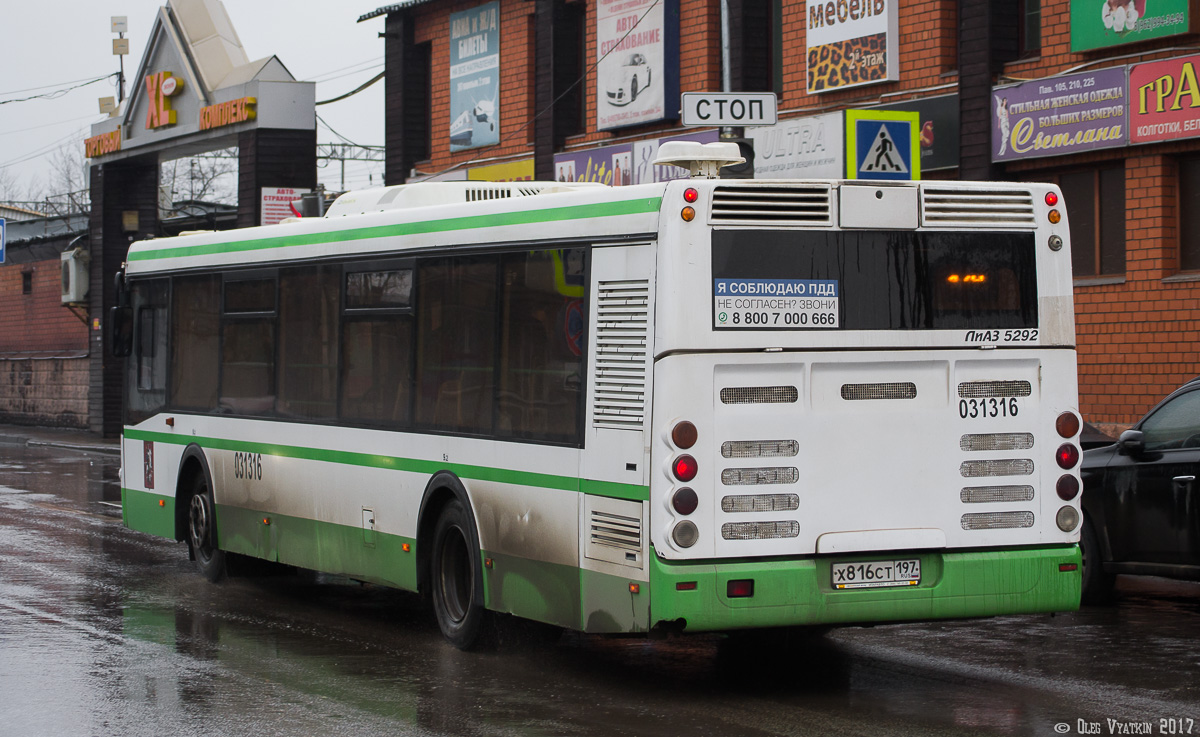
top-left (1059, 563), bottom-right (1078, 572)
top-left (676, 581), bottom-right (698, 591)
top-left (673, 455), bottom-right (698, 482)
top-left (1056, 444), bottom-right (1080, 469)
top-left (727, 579), bottom-right (754, 598)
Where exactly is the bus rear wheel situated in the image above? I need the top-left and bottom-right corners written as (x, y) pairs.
top-left (430, 499), bottom-right (489, 649)
top-left (186, 473), bottom-right (227, 583)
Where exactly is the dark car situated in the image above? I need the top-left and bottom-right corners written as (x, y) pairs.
top-left (1080, 378), bottom-right (1200, 602)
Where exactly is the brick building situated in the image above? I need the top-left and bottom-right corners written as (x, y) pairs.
top-left (362, 0), bottom-right (1200, 430)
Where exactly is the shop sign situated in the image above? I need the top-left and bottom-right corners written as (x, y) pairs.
top-left (871, 93), bottom-right (959, 171)
top-left (1129, 54), bottom-right (1200, 143)
top-left (806, 0), bottom-right (898, 93)
top-left (991, 68), bottom-right (1127, 162)
top-left (85, 130), bottom-right (122, 158)
top-left (1070, 0), bottom-right (1191, 52)
top-left (468, 159), bottom-right (534, 181)
top-left (748, 112), bottom-right (844, 179)
top-left (596, 0), bottom-right (676, 131)
top-left (553, 130), bottom-right (717, 185)
top-left (449, 2), bottom-right (500, 152)
top-left (199, 97), bottom-right (257, 131)
top-left (145, 71), bottom-right (182, 129)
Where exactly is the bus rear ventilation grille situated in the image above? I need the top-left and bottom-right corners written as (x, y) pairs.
top-left (721, 467), bottom-right (799, 485)
top-left (711, 185), bottom-right (832, 226)
top-left (721, 493), bottom-right (800, 513)
top-left (722, 520), bottom-right (800, 540)
top-left (960, 485), bottom-right (1035, 503)
top-left (841, 382), bottom-right (916, 401)
top-left (960, 433), bottom-right (1034, 452)
top-left (589, 510), bottom-right (641, 552)
top-left (961, 511), bottom-right (1035, 530)
top-left (464, 185), bottom-right (545, 201)
top-left (958, 380), bottom-right (1032, 398)
top-left (720, 386), bottom-right (798, 404)
top-left (721, 439), bottom-right (799, 458)
top-left (921, 188), bottom-right (1036, 228)
top-left (960, 459), bottom-right (1035, 477)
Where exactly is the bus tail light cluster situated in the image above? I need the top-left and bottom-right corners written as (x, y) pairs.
top-left (1054, 411), bottom-right (1081, 531)
top-left (681, 187), bottom-right (699, 221)
top-left (670, 420), bottom-right (700, 548)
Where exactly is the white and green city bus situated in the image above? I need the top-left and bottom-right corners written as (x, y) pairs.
top-left (116, 142), bottom-right (1084, 649)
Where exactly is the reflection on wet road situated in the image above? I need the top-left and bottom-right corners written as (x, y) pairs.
top-left (1, 443), bottom-right (1197, 736)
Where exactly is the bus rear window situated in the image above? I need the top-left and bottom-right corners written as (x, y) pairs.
top-left (712, 230), bottom-right (1037, 330)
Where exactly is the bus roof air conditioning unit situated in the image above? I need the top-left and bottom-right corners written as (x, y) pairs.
top-left (61, 248), bottom-right (90, 304)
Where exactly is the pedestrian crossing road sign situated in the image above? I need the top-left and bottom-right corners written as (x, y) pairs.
top-left (846, 109), bottom-right (920, 181)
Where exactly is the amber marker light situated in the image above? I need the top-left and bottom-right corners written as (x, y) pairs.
top-left (158, 499), bottom-right (165, 507)
top-left (629, 583), bottom-right (640, 594)
top-left (681, 206), bottom-right (696, 221)
top-left (402, 543), bottom-right (411, 553)
top-left (1048, 209), bottom-right (1061, 224)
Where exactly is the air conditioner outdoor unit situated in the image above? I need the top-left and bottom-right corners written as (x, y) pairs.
top-left (61, 248), bottom-right (89, 304)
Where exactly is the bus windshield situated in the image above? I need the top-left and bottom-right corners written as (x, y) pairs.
top-left (712, 230), bottom-right (1038, 330)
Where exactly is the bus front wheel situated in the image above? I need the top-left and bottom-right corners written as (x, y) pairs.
top-left (187, 473), bottom-right (227, 583)
top-left (430, 498), bottom-right (489, 649)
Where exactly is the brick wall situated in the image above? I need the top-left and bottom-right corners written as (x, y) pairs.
top-left (0, 257), bottom-right (89, 354)
top-left (0, 357), bottom-right (89, 428)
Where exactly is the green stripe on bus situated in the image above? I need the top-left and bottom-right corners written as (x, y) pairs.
top-left (126, 198), bottom-right (663, 262)
top-left (124, 428), bottom-right (649, 501)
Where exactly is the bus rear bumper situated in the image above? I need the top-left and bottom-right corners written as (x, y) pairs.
top-left (648, 545), bottom-right (1081, 632)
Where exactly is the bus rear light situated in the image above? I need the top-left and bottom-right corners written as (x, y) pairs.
top-left (1056, 474), bottom-right (1080, 501)
top-left (673, 454), bottom-right (698, 482)
top-left (672, 487), bottom-right (699, 515)
top-left (676, 581), bottom-right (698, 591)
top-left (672, 520), bottom-right (699, 548)
top-left (1045, 191), bottom-right (1059, 206)
top-left (1059, 563), bottom-right (1078, 572)
top-left (681, 206), bottom-right (696, 222)
top-left (727, 579), bottom-right (755, 598)
top-left (683, 187), bottom-right (699, 203)
top-left (1056, 505), bottom-right (1080, 532)
top-left (1056, 412), bottom-right (1080, 438)
top-left (672, 420), bottom-right (698, 449)
top-left (1055, 444), bottom-right (1080, 470)
top-left (1048, 209), bottom-right (1062, 224)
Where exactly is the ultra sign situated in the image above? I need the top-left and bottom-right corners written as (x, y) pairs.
top-left (681, 92), bottom-right (777, 127)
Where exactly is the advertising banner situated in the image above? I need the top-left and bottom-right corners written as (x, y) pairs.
top-left (748, 112), bottom-right (844, 179)
top-left (553, 130), bottom-right (717, 185)
top-left (1071, 0), bottom-right (1191, 52)
top-left (468, 159), bottom-right (534, 181)
top-left (872, 93), bottom-right (959, 171)
top-left (991, 68), bottom-right (1127, 162)
top-left (261, 187), bottom-right (311, 226)
top-left (449, 2), bottom-right (500, 152)
top-left (1130, 54), bottom-right (1200, 143)
top-left (806, 0), bottom-right (899, 93)
top-left (596, 0), bottom-right (676, 130)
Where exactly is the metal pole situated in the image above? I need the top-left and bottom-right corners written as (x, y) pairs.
top-left (118, 32), bottom-right (126, 102)
top-left (720, 0), bottom-right (731, 93)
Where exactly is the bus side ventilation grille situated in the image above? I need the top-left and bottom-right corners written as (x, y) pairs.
top-left (722, 521), bottom-right (800, 540)
top-left (721, 467), bottom-right (799, 485)
top-left (841, 382), bottom-right (916, 400)
top-left (958, 380), bottom-right (1032, 398)
top-left (584, 496), bottom-right (643, 568)
top-left (921, 188), bottom-right (1036, 228)
top-left (960, 485), bottom-right (1035, 503)
top-left (720, 386), bottom-right (798, 404)
top-left (960, 459), bottom-right (1035, 477)
top-left (464, 185), bottom-right (545, 201)
top-left (711, 185), bottom-right (833, 226)
top-left (721, 440), bottom-right (799, 458)
top-left (593, 280), bottom-right (649, 430)
top-left (960, 433), bottom-right (1034, 451)
top-left (961, 511), bottom-right (1035, 530)
top-left (722, 493), bottom-right (800, 512)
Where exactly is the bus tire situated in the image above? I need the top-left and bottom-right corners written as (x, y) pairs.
top-left (1080, 513), bottom-right (1114, 605)
top-left (430, 498), bottom-right (489, 649)
top-left (186, 472), bottom-right (227, 583)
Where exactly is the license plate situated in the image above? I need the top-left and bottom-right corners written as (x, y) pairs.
top-left (831, 559), bottom-right (921, 589)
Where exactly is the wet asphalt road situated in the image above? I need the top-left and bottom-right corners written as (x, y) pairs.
top-left (1, 442), bottom-right (1198, 737)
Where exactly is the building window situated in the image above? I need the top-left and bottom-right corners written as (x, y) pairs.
top-left (1059, 166), bottom-right (1126, 278)
top-left (1019, 0), bottom-right (1040, 57)
top-left (1178, 156), bottom-right (1200, 271)
top-left (21, 271), bottom-right (32, 295)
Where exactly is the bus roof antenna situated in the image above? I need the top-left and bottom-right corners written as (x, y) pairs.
top-left (653, 141), bottom-right (745, 178)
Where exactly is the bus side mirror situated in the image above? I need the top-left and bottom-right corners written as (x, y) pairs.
top-left (1117, 429), bottom-right (1145, 457)
top-left (110, 305), bottom-right (133, 357)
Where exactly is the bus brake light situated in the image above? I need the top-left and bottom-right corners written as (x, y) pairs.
top-left (1055, 444), bottom-right (1080, 470)
top-left (673, 455), bottom-right (698, 482)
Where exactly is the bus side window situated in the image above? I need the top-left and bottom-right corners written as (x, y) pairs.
top-left (277, 266), bottom-right (339, 419)
top-left (126, 279), bottom-right (168, 425)
top-left (340, 267), bottom-right (415, 425)
top-left (170, 275), bottom-right (220, 412)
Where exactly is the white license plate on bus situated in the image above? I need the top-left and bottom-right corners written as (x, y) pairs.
top-left (831, 559), bottom-right (921, 589)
